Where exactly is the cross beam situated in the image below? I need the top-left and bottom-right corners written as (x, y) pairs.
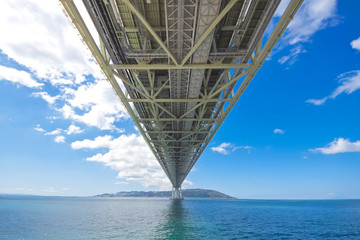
top-left (110, 63), bottom-right (249, 70)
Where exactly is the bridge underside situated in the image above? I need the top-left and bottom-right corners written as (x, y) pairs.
top-left (61, 0), bottom-right (303, 190)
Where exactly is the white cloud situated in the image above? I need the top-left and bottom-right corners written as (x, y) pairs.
top-left (32, 92), bottom-right (58, 105)
top-left (54, 135), bottom-right (66, 143)
top-left (115, 181), bottom-right (129, 185)
top-left (38, 124), bottom-right (83, 136)
top-left (278, 45), bottom-right (306, 65)
top-left (34, 124), bottom-right (45, 132)
top-left (306, 98), bottom-right (328, 106)
top-left (274, 129), bottom-right (285, 134)
top-left (211, 143), bottom-right (252, 154)
top-left (310, 138), bottom-right (360, 154)
top-left (233, 146), bottom-right (252, 150)
top-left (71, 134), bottom-right (173, 189)
top-left (351, 37), bottom-right (360, 51)
top-left (0, 1), bottom-right (128, 131)
top-left (211, 143), bottom-right (233, 154)
top-left (0, 0), bottom-right (102, 85)
top-left (0, 65), bottom-right (42, 88)
top-left (58, 80), bottom-right (128, 131)
top-left (72, 135), bottom-right (112, 149)
top-left (307, 70), bottom-right (360, 105)
top-left (284, 0), bottom-right (337, 44)
top-left (37, 124), bottom-right (80, 144)
top-left (45, 128), bottom-right (63, 136)
top-left (65, 124), bottom-right (84, 135)
top-left (330, 71), bottom-right (360, 97)
top-left (233, 146), bottom-right (253, 154)
top-left (276, 0), bottom-right (338, 64)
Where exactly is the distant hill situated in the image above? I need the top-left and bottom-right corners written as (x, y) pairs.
top-left (95, 188), bottom-right (235, 199)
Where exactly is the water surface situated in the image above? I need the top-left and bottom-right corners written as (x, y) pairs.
top-left (1, 196), bottom-right (360, 239)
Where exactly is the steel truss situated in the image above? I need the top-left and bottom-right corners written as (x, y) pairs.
top-left (60, 0), bottom-right (303, 192)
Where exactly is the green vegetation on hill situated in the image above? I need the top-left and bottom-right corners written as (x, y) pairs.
top-left (95, 188), bottom-right (235, 199)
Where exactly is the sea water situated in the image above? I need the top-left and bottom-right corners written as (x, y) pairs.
top-left (1, 196), bottom-right (360, 239)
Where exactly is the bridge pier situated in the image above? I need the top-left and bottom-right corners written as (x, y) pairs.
top-left (170, 186), bottom-right (184, 200)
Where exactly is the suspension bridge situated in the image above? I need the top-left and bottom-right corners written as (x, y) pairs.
top-left (61, 0), bottom-right (303, 199)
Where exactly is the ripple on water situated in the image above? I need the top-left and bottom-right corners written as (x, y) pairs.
top-left (0, 197), bottom-right (360, 239)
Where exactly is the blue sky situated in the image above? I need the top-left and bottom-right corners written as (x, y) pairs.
top-left (0, 0), bottom-right (359, 199)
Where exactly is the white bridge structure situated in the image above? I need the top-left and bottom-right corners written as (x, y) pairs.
top-left (61, 0), bottom-right (303, 199)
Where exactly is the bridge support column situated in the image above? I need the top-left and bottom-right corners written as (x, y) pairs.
top-left (170, 186), bottom-right (184, 200)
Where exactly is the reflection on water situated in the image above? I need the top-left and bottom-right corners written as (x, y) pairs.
top-left (157, 200), bottom-right (191, 239)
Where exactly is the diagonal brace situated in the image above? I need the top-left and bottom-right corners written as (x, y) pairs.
top-left (180, 0), bottom-right (239, 65)
top-left (121, 0), bottom-right (179, 65)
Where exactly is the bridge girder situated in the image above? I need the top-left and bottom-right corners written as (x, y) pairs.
top-left (60, 0), bottom-right (303, 189)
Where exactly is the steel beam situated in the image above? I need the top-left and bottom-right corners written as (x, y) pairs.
top-left (128, 98), bottom-right (231, 103)
top-left (110, 63), bottom-right (249, 70)
top-left (138, 118), bottom-right (218, 121)
top-left (145, 130), bottom-right (212, 134)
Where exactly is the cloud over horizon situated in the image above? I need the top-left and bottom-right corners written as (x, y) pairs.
top-left (71, 134), bottom-right (192, 190)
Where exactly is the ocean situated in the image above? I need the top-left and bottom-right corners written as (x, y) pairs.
top-left (1, 196), bottom-right (360, 239)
